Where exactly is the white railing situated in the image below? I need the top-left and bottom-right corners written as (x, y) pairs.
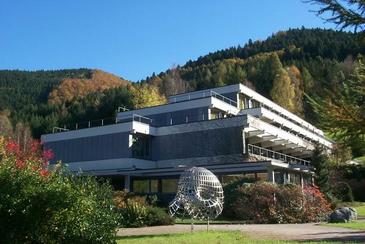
top-left (247, 144), bottom-right (310, 166)
top-left (52, 114), bottom-right (152, 134)
top-left (170, 90), bottom-right (237, 107)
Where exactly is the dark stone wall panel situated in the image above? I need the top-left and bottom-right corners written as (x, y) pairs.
top-left (152, 126), bottom-right (243, 160)
top-left (45, 132), bottom-right (131, 164)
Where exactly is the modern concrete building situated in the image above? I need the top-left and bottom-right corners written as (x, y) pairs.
top-left (41, 83), bottom-right (332, 193)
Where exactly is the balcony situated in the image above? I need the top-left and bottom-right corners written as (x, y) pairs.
top-left (169, 90), bottom-right (237, 107)
top-left (52, 114), bottom-right (152, 134)
top-left (247, 144), bottom-right (310, 166)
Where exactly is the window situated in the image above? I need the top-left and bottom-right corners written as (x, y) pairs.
top-left (132, 134), bottom-right (150, 159)
top-left (132, 180), bottom-right (149, 193)
top-left (150, 179), bottom-right (158, 193)
top-left (161, 179), bottom-right (178, 193)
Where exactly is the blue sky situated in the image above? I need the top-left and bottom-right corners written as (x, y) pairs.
top-left (0, 0), bottom-right (336, 81)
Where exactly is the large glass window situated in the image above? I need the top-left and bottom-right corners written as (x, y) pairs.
top-left (150, 179), bottom-right (158, 193)
top-left (161, 179), bottom-right (178, 193)
top-left (132, 180), bottom-right (149, 193)
top-left (132, 134), bottom-right (150, 159)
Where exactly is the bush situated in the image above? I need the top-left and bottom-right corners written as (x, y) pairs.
top-left (223, 181), bottom-right (332, 223)
top-left (0, 137), bottom-right (118, 244)
top-left (118, 199), bottom-right (149, 227)
top-left (113, 191), bottom-right (174, 227)
top-left (146, 206), bottom-right (175, 226)
top-left (332, 182), bottom-right (354, 202)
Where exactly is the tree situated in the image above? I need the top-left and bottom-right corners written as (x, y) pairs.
top-left (128, 84), bottom-right (167, 109)
top-left (270, 68), bottom-right (296, 112)
top-left (287, 65), bottom-right (304, 116)
top-left (0, 111), bottom-right (13, 137)
top-left (308, 0), bottom-right (365, 32)
top-left (311, 145), bottom-right (331, 194)
top-left (309, 59), bottom-right (365, 156)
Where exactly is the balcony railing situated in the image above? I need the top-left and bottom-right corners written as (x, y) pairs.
top-left (247, 144), bottom-right (310, 166)
top-left (51, 114), bottom-right (152, 134)
top-left (170, 90), bottom-right (237, 107)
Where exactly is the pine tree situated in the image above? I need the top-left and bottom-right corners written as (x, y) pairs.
top-left (311, 145), bottom-right (331, 194)
top-left (309, 59), bottom-right (365, 156)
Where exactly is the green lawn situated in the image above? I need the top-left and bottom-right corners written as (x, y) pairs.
top-left (116, 231), bottom-right (350, 244)
top-left (337, 202), bottom-right (365, 217)
top-left (354, 155), bottom-right (365, 164)
top-left (175, 218), bottom-right (245, 225)
top-left (325, 221), bottom-right (365, 230)
top-left (356, 205), bottom-right (365, 216)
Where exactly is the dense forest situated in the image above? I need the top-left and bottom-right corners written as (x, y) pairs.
top-left (0, 28), bottom-right (364, 154)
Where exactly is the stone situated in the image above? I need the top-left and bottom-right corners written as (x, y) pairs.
top-left (329, 207), bottom-right (358, 223)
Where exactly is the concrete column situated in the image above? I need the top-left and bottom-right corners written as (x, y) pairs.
top-left (124, 175), bottom-right (131, 192)
top-left (300, 174), bottom-right (304, 188)
top-left (267, 168), bottom-right (275, 183)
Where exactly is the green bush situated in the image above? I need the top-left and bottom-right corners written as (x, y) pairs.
top-left (118, 199), bottom-right (149, 227)
top-left (332, 182), bottom-right (354, 202)
top-left (0, 137), bottom-right (118, 244)
top-left (223, 181), bottom-right (332, 223)
top-left (146, 206), bottom-right (175, 226)
top-left (113, 191), bottom-right (174, 227)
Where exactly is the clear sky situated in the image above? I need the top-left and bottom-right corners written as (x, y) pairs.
top-left (0, 0), bottom-right (336, 81)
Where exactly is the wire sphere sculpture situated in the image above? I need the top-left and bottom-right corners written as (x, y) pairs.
top-left (169, 167), bottom-right (224, 220)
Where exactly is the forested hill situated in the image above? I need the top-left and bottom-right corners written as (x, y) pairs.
top-left (143, 28), bottom-right (364, 120)
top-left (0, 28), bottom-right (364, 139)
top-left (0, 69), bottom-right (132, 138)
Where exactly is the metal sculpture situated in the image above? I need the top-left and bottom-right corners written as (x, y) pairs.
top-left (169, 167), bottom-right (224, 220)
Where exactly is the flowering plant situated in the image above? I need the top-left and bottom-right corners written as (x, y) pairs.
top-left (0, 136), bottom-right (118, 243)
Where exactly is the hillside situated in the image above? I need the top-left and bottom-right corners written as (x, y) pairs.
top-left (48, 69), bottom-right (129, 105)
top-left (0, 28), bottom-right (363, 139)
top-left (143, 28), bottom-right (364, 121)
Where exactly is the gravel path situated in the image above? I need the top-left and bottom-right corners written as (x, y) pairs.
top-left (117, 223), bottom-right (365, 242)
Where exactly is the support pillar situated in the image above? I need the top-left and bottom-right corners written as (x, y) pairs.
top-left (300, 174), bottom-right (304, 189)
top-left (267, 168), bottom-right (275, 183)
top-left (124, 175), bottom-right (131, 192)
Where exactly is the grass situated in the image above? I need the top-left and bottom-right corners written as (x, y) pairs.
top-left (325, 221), bottom-right (365, 230)
top-left (338, 201), bottom-right (365, 216)
top-left (116, 231), bottom-right (351, 244)
top-left (175, 218), bottom-right (245, 225)
top-left (354, 155), bottom-right (365, 164)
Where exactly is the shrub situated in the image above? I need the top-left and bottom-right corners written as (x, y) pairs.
top-left (118, 199), bottom-right (149, 227)
top-left (332, 181), bottom-right (354, 202)
top-left (146, 206), bottom-right (175, 226)
top-left (113, 191), bottom-right (174, 227)
top-left (223, 181), bottom-right (332, 224)
top-left (0, 137), bottom-right (118, 244)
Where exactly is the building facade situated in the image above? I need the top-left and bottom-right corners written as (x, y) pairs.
top-left (41, 84), bottom-right (332, 193)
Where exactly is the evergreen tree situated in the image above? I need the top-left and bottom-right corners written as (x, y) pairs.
top-left (308, 0), bottom-right (365, 32)
top-left (311, 145), bottom-right (331, 194)
top-left (309, 58), bottom-right (365, 156)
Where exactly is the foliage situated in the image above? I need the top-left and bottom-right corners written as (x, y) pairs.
top-left (223, 182), bottom-right (332, 224)
top-left (309, 59), bottom-right (365, 156)
top-left (331, 181), bottom-right (354, 202)
top-left (113, 191), bottom-right (174, 228)
top-left (118, 199), bottom-right (149, 228)
top-left (308, 0), bottom-right (365, 32)
top-left (270, 68), bottom-right (296, 113)
top-left (128, 84), bottom-right (167, 109)
top-left (0, 136), bottom-right (118, 244)
top-left (146, 206), bottom-right (175, 226)
top-left (311, 145), bottom-right (331, 194)
top-left (48, 69), bottom-right (129, 105)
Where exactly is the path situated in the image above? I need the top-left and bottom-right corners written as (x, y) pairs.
top-left (118, 223), bottom-right (365, 242)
